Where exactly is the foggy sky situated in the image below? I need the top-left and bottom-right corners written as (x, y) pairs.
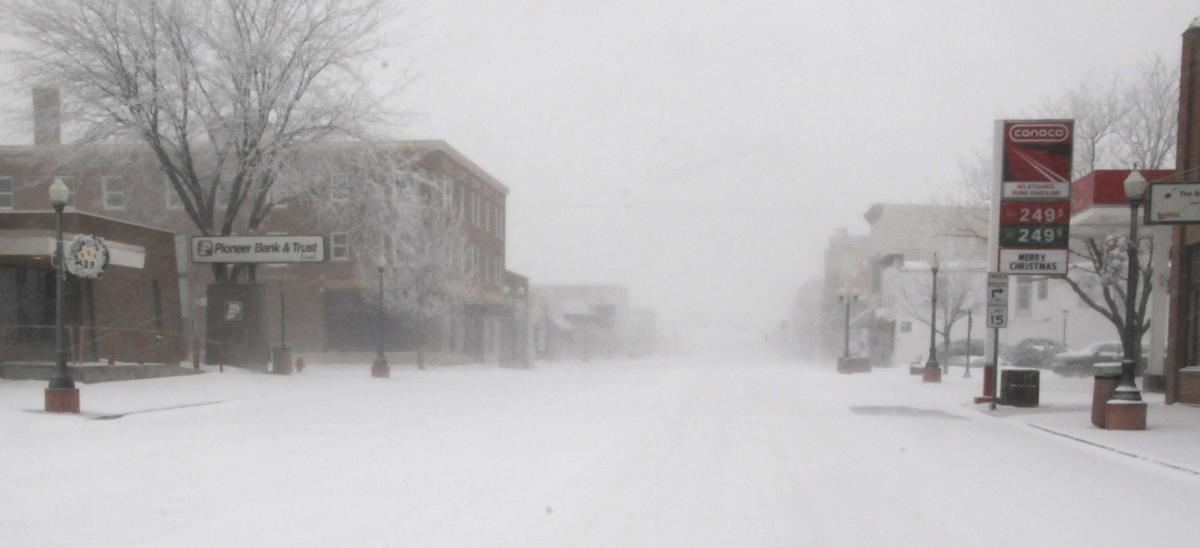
top-left (389, 1), bottom-right (1195, 337)
top-left (0, 1), bottom-right (1194, 340)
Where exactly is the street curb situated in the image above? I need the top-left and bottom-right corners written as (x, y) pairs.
top-left (1026, 423), bottom-right (1200, 477)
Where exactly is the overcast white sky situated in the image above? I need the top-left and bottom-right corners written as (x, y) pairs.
top-left (382, 1), bottom-right (1196, 336)
top-left (0, 1), bottom-right (1194, 340)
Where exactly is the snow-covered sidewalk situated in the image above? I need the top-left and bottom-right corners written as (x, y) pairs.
top-left (2, 358), bottom-right (1199, 547)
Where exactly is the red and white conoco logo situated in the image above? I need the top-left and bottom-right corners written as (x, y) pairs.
top-left (1008, 123), bottom-right (1071, 143)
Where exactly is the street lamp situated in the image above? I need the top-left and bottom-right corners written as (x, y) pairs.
top-left (517, 286), bottom-right (530, 367)
top-left (837, 290), bottom-right (858, 360)
top-left (371, 254), bottom-right (390, 378)
top-left (923, 253), bottom-right (942, 383)
top-left (45, 178), bottom-right (79, 412)
top-left (1112, 169), bottom-right (1147, 403)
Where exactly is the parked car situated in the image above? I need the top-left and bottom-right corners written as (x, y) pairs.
top-left (944, 338), bottom-right (984, 360)
top-left (1050, 341), bottom-right (1123, 376)
top-left (1006, 338), bottom-right (1067, 369)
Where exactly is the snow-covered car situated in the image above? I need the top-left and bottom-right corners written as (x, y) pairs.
top-left (1050, 341), bottom-right (1123, 376)
top-left (1006, 338), bottom-right (1067, 369)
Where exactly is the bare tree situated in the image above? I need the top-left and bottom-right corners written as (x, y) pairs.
top-left (316, 147), bottom-right (472, 369)
top-left (1061, 236), bottom-right (1152, 359)
top-left (950, 55), bottom-right (1177, 358)
top-left (1038, 74), bottom-right (1127, 178)
top-left (897, 260), bottom-right (982, 370)
top-left (3, 0), bottom-right (400, 282)
top-left (1115, 55), bottom-right (1179, 170)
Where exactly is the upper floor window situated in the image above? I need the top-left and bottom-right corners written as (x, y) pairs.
top-left (164, 175), bottom-right (184, 210)
top-left (102, 176), bottom-right (125, 209)
top-left (1016, 277), bottom-right (1032, 318)
top-left (0, 177), bottom-right (12, 209)
top-left (331, 232), bottom-right (351, 261)
top-left (330, 173), bottom-right (350, 204)
top-left (1037, 278), bottom-right (1048, 300)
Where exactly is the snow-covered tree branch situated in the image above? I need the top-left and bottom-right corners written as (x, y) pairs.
top-left (3, 0), bottom-right (402, 282)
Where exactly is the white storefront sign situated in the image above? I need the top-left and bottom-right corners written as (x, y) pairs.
top-left (999, 249), bottom-right (1068, 275)
top-left (1146, 182), bottom-right (1200, 224)
top-left (191, 235), bottom-right (326, 263)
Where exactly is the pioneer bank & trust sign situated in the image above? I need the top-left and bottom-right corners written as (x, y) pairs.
top-left (192, 235), bottom-right (326, 263)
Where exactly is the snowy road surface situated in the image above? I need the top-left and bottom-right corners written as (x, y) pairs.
top-left (3, 358), bottom-right (1199, 547)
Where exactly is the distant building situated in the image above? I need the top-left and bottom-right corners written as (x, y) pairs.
top-left (531, 285), bottom-right (631, 360)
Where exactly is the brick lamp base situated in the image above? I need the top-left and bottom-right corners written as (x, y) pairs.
top-left (1104, 401), bottom-right (1147, 431)
top-left (371, 365), bottom-right (390, 378)
top-left (922, 368), bottom-right (942, 383)
top-left (45, 388), bottom-right (80, 413)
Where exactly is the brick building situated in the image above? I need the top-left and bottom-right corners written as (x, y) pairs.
top-left (0, 210), bottom-right (184, 365)
top-left (0, 93), bottom-right (515, 364)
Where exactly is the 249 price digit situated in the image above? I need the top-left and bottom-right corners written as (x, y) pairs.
top-left (1000, 225), bottom-right (1068, 248)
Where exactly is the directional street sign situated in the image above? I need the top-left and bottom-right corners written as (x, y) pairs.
top-left (987, 273), bottom-right (1008, 304)
top-left (987, 273), bottom-right (1008, 328)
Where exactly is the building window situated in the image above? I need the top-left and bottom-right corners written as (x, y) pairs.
top-left (1016, 277), bottom-right (1032, 318)
top-left (900, 321), bottom-right (912, 333)
top-left (330, 173), bottom-right (350, 204)
top-left (164, 175), bottom-right (184, 210)
top-left (0, 177), bottom-right (12, 209)
top-left (1037, 279), bottom-right (1048, 300)
top-left (472, 192), bottom-right (480, 226)
top-left (102, 176), bottom-right (125, 209)
top-left (331, 232), bottom-right (350, 261)
top-left (497, 206), bottom-right (504, 239)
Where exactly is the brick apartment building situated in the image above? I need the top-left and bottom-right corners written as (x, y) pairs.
top-left (0, 91), bottom-right (516, 364)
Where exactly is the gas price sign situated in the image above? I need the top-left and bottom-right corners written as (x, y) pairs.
top-left (997, 120), bottom-right (1074, 276)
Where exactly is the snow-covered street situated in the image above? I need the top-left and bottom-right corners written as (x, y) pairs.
top-left (3, 358), bottom-right (1199, 547)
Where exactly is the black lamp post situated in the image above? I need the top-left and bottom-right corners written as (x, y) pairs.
top-left (371, 255), bottom-right (390, 378)
top-left (837, 291), bottom-right (857, 359)
top-left (923, 253), bottom-right (942, 382)
top-left (45, 178), bottom-right (78, 412)
top-left (964, 308), bottom-right (973, 378)
top-left (1112, 169), bottom-right (1146, 402)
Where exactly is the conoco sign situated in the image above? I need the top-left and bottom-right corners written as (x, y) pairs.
top-left (1002, 121), bottom-right (1074, 184)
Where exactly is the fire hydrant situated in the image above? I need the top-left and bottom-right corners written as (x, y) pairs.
top-left (295, 357), bottom-right (305, 373)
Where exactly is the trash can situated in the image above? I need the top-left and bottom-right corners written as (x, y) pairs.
top-left (1092, 363), bottom-right (1121, 427)
top-left (1000, 369), bottom-right (1039, 407)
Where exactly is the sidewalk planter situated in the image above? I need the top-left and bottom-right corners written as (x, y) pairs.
top-left (1000, 369), bottom-right (1039, 407)
top-left (44, 387), bottom-right (80, 413)
top-left (271, 347), bottom-right (293, 375)
top-left (837, 357), bottom-right (871, 374)
top-left (1091, 364), bottom-right (1121, 428)
top-left (1179, 367), bottom-right (1200, 404)
top-left (908, 364), bottom-right (923, 375)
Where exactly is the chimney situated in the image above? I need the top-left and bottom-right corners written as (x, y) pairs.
top-left (32, 87), bottom-right (61, 146)
top-left (1177, 23), bottom-right (1200, 177)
